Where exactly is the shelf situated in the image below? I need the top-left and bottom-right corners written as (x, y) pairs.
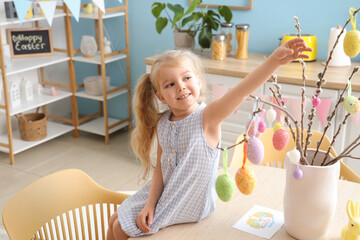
top-left (0, 89), bottom-right (72, 116)
top-left (0, 121), bottom-right (74, 154)
top-left (2, 52), bottom-right (70, 76)
top-left (75, 86), bottom-right (127, 101)
top-left (72, 52), bottom-right (126, 65)
top-left (78, 10), bottom-right (125, 20)
top-left (0, 11), bottom-right (66, 26)
top-left (78, 117), bottom-right (128, 136)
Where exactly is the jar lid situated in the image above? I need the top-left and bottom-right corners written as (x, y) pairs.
top-left (235, 24), bottom-right (250, 30)
top-left (212, 34), bottom-right (226, 41)
top-left (221, 22), bottom-right (234, 28)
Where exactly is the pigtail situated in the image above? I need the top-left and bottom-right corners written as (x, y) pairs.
top-left (131, 73), bottom-right (161, 180)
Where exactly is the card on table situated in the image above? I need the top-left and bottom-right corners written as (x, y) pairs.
top-left (232, 205), bottom-right (284, 239)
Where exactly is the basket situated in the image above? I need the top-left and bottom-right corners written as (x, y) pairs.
top-left (16, 107), bottom-right (47, 141)
top-left (84, 75), bottom-right (110, 96)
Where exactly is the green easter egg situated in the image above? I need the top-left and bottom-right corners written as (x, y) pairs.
top-left (216, 173), bottom-right (235, 202)
top-left (344, 96), bottom-right (360, 114)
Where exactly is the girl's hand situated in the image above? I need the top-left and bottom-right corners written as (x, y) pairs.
top-left (271, 37), bottom-right (313, 65)
top-left (136, 204), bottom-right (155, 233)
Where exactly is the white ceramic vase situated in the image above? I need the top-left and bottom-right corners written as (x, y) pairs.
top-left (80, 35), bottom-right (97, 58)
top-left (284, 149), bottom-right (340, 240)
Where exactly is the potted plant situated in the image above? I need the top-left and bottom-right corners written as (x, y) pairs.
top-left (151, 0), bottom-right (232, 49)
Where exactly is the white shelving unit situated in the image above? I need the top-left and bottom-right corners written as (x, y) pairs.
top-left (67, 2), bottom-right (131, 143)
top-left (0, 6), bottom-right (75, 164)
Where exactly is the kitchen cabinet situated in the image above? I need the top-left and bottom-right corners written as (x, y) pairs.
top-left (0, 6), bottom-right (74, 164)
top-left (66, 1), bottom-right (131, 144)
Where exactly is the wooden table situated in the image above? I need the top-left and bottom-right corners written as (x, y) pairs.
top-left (131, 165), bottom-right (360, 240)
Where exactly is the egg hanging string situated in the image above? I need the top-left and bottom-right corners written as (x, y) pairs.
top-left (242, 140), bottom-right (249, 169)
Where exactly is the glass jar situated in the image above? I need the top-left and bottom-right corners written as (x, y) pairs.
top-left (220, 22), bottom-right (234, 56)
top-left (212, 34), bottom-right (226, 60)
top-left (235, 24), bottom-right (250, 59)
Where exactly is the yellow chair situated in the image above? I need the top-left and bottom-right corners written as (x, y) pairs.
top-left (2, 169), bottom-right (130, 240)
top-left (230, 128), bottom-right (360, 183)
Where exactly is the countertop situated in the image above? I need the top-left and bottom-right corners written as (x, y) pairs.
top-left (145, 49), bottom-right (360, 92)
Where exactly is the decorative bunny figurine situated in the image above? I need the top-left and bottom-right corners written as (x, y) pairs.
top-left (342, 200), bottom-right (360, 240)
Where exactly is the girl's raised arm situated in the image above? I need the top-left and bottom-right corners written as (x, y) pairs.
top-left (203, 38), bottom-right (312, 147)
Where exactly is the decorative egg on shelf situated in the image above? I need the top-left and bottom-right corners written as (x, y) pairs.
top-left (247, 136), bottom-right (264, 165)
top-left (235, 166), bottom-right (256, 195)
top-left (273, 128), bottom-right (290, 151)
top-left (216, 173), bottom-right (235, 202)
top-left (80, 35), bottom-right (97, 58)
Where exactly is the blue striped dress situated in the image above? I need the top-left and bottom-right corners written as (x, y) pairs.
top-left (117, 102), bottom-right (220, 237)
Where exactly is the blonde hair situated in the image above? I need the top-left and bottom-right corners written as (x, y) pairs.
top-left (131, 49), bottom-right (207, 180)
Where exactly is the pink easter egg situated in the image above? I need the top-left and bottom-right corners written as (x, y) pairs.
top-left (312, 97), bottom-right (321, 107)
top-left (272, 128), bottom-right (290, 151)
top-left (246, 120), bottom-right (261, 138)
top-left (258, 121), bottom-right (266, 133)
top-left (247, 137), bottom-right (264, 165)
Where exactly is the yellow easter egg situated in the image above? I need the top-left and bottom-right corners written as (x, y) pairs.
top-left (344, 30), bottom-right (360, 58)
top-left (273, 122), bottom-right (281, 132)
top-left (235, 167), bottom-right (256, 195)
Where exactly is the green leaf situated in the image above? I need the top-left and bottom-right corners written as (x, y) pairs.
top-left (198, 27), bottom-right (212, 48)
top-left (155, 17), bottom-right (168, 34)
top-left (181, 14), bottom-right (195, 28)
top-left (151, 3), bottom-right (165, 18)
top-left (168, 4), bottom-right (184, 28)
top-left (184, 0), bottom-right (201, 16)
top-left (204, 14), bottom-right (219, 30)
top-left (218, 6), bottom-right (232, 23)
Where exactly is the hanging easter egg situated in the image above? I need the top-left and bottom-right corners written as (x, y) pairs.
top-left (235, 166), bottom-right (256, 195)
top-left (216, 173), bottom-right (235, 202)
top-left (266, 107), bottom-right (277, 123)
top-left (258, 121), bottom-right (266, 133)
top-left (312, 97), bottom-right (321, 107)
top-left (344, 96), bottom-right (360, 114)
top-left (246, 117), bottom-right (261, 138)
top-left (343, 30), bottom-right (360, 58)
top-left (273, 128), bottom-right (290, 151)
top-left (287, 148), bottom-right (300, 165)
top-left (293, 168), bottom-right (303, 180)
top-left (273, 122), bottom-right (282, 132)
top-left (247, 136), bottom-right (264, 165)
top-left (247, 125), bottom-right (261, 138)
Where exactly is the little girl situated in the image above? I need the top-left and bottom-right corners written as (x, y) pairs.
top-left (107, 38), bottom-right (311, 240)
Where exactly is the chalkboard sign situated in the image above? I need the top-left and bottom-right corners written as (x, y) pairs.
top-left (7, 27), bottom-right (54, 58)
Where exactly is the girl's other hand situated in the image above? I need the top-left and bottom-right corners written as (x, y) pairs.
top-left (272, 37), bottom-right (313, 65)
top-left (136, 204), bottom-right (155, 233)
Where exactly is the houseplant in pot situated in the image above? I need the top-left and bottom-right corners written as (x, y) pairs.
top-left (224, 9), bottom-right (360, 240)
top-left (151, 0), bottom-right (232, 49)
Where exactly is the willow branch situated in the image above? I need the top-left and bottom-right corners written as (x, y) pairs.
top-left (269, 86), bottom-right (296, 142)
top-left (311, 67), bottom-right (358, 164)
top-left (327, 134), bottom-right (360, 166)
top-left (250, 95), bottom-right (309, 165)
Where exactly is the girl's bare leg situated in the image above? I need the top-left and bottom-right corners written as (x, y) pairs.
top-left (107, 212), bottom-right (130, 240)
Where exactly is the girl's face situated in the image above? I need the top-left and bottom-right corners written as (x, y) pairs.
top-left (156, 66), bottom-right (201, 117)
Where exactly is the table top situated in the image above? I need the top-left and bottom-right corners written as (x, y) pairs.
top-left (130, 165), bottom-right (360, 240)
top-left (145, 49), bottom-right (360, 92)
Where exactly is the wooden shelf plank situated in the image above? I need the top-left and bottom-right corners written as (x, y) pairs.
top-left (2, 53), bottom-right (70, 76)
top-left (0, 89), bottom-right (72, 116)
top-left (78, 11), bottom-right (125, 20)
top-left (0, 12), bottom-right (66, 26)
top-left (75, 87), bottom-right (127, 101)
top-left (78, 117), bottom-right (128, 136)
top-left (72, 52), bottom-right (126, 65)
top-left (0, 121), bottom-right (74, 154)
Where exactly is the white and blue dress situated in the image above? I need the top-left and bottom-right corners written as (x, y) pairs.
top-left (117, 102), bottom-right (220, 237)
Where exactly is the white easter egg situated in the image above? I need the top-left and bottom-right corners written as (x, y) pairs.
top-left (266, 107), bottom-right (277, 123)
top-left (287, 148), bottom-right (300, 164)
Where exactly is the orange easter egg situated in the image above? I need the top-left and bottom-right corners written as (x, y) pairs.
top-left (235, 166), bottom-right (256, 195)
